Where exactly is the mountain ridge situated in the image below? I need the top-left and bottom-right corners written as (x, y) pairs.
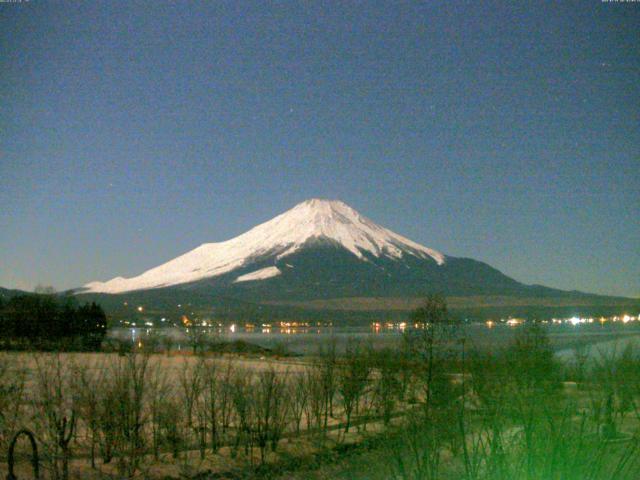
top-left (74, 199), bottom-right (638, 320)
top-left (82, 199), bottom-right (445, 294)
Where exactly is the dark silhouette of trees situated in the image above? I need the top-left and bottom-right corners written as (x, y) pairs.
top-left (0, 293), bottom-right (107, 350)
top-left (406, 293), bottom-right (459, 416)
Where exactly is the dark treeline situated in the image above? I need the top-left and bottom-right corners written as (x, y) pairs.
top-left (0, 293), bottom-right (107, 350)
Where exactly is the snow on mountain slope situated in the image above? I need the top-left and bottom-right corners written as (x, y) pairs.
top-left (82, 199), bottom-right (445, 293)
top-left (234, 266), bottom-right (282, 283)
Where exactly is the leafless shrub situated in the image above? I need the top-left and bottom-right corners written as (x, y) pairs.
top-left (200, 359), bottom-right (222, 453)
top-left (103, 353), bottom-right (151, 478)
top-left (316, 338), bottom-right (338, 432)
top-left (230, 368), bottom-right (256, 463)
top-left (404, 294), bottom-right (458, 417)
top-left (178, 358), bottom-right (207, 457)
top-left (304, 365), bottom-right (326, 435)
top-left (147, 359), bottom-right (172, 460)
top-left (160, 334), bottom-right (175, 356)
top-left (589, 343), bottom-right (639, 438)
top-left (156, 395), bottom-right (185, 459)
top-left (371, 348), bottom-right (402, 426)
top-left (337, 340), bottom-right (371, 433)
top-left (288, 370), bottom-right (308, 435)
top-left (0, 353), bottom-right (26, 451)
top-left (32, 354), bottom-right (76, 480)
top-left (218, 360), bottom-right (236, 436)
top-left (72, 359), bottom-right (103, 468)
top-left (390, 417), bottom-right (443, 480)
top-left (252, 367), bottom-right (290, 463)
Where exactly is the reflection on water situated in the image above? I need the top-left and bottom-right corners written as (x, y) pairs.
top-left (108, 320), bottom-right (640, 356)
top-left (556, 335), bottom-right (640, 362)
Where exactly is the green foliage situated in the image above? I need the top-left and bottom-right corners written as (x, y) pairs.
top-left (508, 322), bottom-right (558, 390)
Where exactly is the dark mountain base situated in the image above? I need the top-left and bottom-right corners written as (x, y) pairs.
top-left (75, 244), bottom-right (638, 323)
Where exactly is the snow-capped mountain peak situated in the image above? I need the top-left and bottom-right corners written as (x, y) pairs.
top-left (82, 199), bottom-right (445, 293)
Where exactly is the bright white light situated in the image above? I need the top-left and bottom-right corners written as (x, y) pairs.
top-left (230, 324), bottom-right (236, 333)
top-left (567, 317), bottom-right (583, 326)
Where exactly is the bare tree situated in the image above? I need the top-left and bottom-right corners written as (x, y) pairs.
top-left (405, 294), bottom-right (457, 417)
top-left (230, 369), bottom-right (254, 461)
top-left (105, 353), bottom-right (151, 478)
top-left (147, 360), bottom-right (172, 460)
top-left (0, 353), bottom-right (26, 452)
top-left (203, 360), bottom-right (221, 452)
top-left (337, 340), bottom-right (371, 433)
top-left (161, 334), bottom-right (175, 356)
top-left (304, 365), bottom-right (326, 435)
top-left (371, 348), bottom-right (402, 426)
top-left (316, 338), bottom-right (338, 432)
top-left (157, 396), bottom-right (184, 459)
top-left (253, 369), bottom-right (274, 464)
top-left (288, 371), bottom-right (308, 435)
top-left (32, 354), bottom-right (76, 480)
top-left (218, 360), bottom-right (236, 435)
top-left (178, 358), bottom-right (206, 457)
top-left (73, 359), bottom-right (103, 469)
top-left (96, 382), bottom-right (117, 464)
top-left (253, 367), bottom-right (290, 462)
top-left (185, 327), bottom-right (209, 356)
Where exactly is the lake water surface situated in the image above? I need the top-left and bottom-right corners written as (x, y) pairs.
top-left (109, 322), bottom-right (640, 357)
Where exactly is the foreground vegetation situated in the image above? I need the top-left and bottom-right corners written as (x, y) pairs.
top-left (1, 296), bottom-right (639, 479)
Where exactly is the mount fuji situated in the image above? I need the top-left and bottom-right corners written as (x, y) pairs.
top-left (83, 199), bottom-right (446, 294)
top-left (77, 199), bottom-right (636, 319)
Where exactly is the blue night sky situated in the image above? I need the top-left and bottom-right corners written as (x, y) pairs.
top-left (1, 1), bottom-right (638, 297)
